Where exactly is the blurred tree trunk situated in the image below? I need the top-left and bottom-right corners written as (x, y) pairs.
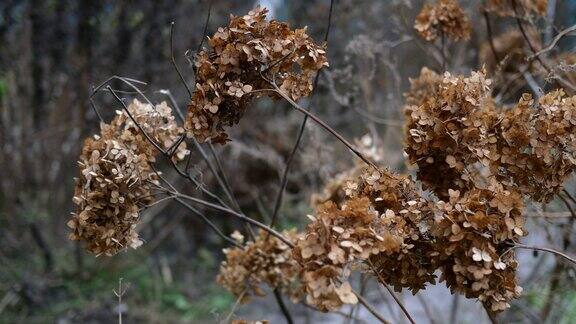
top-left (30, 0), bottom-right (46, 131)
top-left (76, 0), bottom-right (102, 127)
top-left (114, 0), bottom-right (134, 72)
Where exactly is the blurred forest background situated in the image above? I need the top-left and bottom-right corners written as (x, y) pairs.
top-left (1, 0), bottom-right (576, 323)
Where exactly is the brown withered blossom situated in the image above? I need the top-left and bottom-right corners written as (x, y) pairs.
top-left (403, 67), bottom-right (576, 312)
top-left (485, 0), bottom-right (548, 18)
top-left (498, 90), bottom-right (576, 202)
top-left (68, 137), bottom-right (157, 256)
top-left (432, 185), bottom-right (525, 312)
top-left (414, 0), bottom-right (471, 42)
top-left (102, 99), bottom-right (189, 161)
top-left (294, 168), bottom-right (436, 311)
top-left (185, 6), bottom-right (327, 143)
top-left (217, 229), bottom-right (304, 303)
top-left (404, 68), bottom-right (495, 199)
top-left (69, 99), bottom-right (186, 256)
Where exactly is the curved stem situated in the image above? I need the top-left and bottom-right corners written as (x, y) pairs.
top-left (368, 260), bottom-right (416, 324)
top-left (161, 189), bottom-right (293, 247)
top-left (267, 0), bottom-right (336, 232)
top-left (170, 22), bottom-right (193, 98)
top-left (273, 288), bottom-right (294, 324)
top-left (272, 87), bottom-right (380, 172)
top-left (353, 289), bottom-right (391, 324)
top-left (513, 243), bottom-right (576, 265)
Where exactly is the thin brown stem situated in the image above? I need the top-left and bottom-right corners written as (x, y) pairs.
top-left (107, 86), bottom-right (165, 154)
top-left (484, 302), bottom-right (499, 324)
top-left (368, 260), bottom-right (416, 324)
top-left (483, 10), bottom-right (500, 63)
top-left (273, 288), bottom-right (294, 324)
top-left (512, 243), bottom-right (576, 265)
top-left (267, 0), bottom-right (335, 233)
top-left (156, 188), bottom-right (293, 247)
top-left (353, 289), bottom-right (391, 324)
top-left (271, 87), bottom-right (380, 172)
top-left (170, 22), bottom-right (192, 98)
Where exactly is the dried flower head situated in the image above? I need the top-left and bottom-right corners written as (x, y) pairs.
top-left (102, 99), bottom-right (189, 161)
top-left (68, 137), bottom-right (157, 256)
top-left (432, 184), bottom-right (525, 312)
top-left (414, 0), bottom-right (472, 42)
top-left (185, 6), bottom-right (327, 143)
top-left (69, 99), bottom-right (185, 256)
top-left (404, 67), bottom-right (576, 311)
top-left (295, 168), bottom-right (435, 311)
top-left (499, 91), bottom-right (576, 202)
top-left (485, 0), bottom-right (548, 18)
top-left (217, 229), bottom-right (304, 303)
top-left (404, 68), bottom-right (495, 199)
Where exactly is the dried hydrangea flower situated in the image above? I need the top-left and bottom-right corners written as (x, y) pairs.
top-left (485, 0), bottom-right (548, 18)
top-left (431, 184), bottom-right (525, 312)
top-left (102, 99), bottom-right (189, 161)
top-left (404, 68), bottom-right (495, 199)
top-left (69, 99), bottom-right (186, 256)
top-left (185, 6), bottom-right (327, 143)
top-left (217, 229), bottom-right (304, 303)
top-left (414, 0), bottom-right (471, 42)
top-left (295, 168), bottom-right (436, 311)
top-left (403, 67), bottom-right (576, 312)
top-left (498, 91), bottom-right (576, 202)
top-left (68, 137), bottom-right (157, 256)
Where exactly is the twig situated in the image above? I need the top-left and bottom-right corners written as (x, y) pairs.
top-left (484, 302), bottom-right (499, 324)
top-left (271, 87), bottom-right (380, 172)
top-left (153, 187), bottom-right (293, 247)
top-left (196, 0), bottom-right (213, 55)
top-left (273, 288), bottom-right (294, 324)
top-left (483, 10), bottom-right (500, 64)
top-left (222, 289), bottom-right (246, 324)
top-left (113, 278), bottom-right (129, 324)
top-left (510, 0), bottom-right (549, 71)
top-left (175, 198), bottom-right (242, 248)
top-left (107, 86), bottom-right (166, 154)
top-left (529, 24), bottom-right (576, 61)
top-left (368, 260), bottom-right (416, 324)
top-left (512, 243), bottom-right (576, 265)
top-left (353, 289), bottom-right (391, 324)
top-left (170, 22), bottom-right (192, 98)
top-left (267, 0), bottom-right (335, 232)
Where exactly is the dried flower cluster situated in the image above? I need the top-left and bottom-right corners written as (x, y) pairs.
top-left (217, 230), bottom-right (304, 303)
top-left (294, 169), bottom-right (436, 311)
top-left (185, 6), bottom-right (327, 143)
top-left (68, 99), bottom-right (187, 256)
top-left (431, 185), bottom-right (524, 312)
top-left (403, 68), bottom-right (576, 311)
top-left (414, 0), bottom-right (471, 42)
top-left (404, 68), bottom-right (496, 199)
top-left (485, 0), bottom-right (548, 18)
top-left (405, 68), bottom-right (576, 202)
